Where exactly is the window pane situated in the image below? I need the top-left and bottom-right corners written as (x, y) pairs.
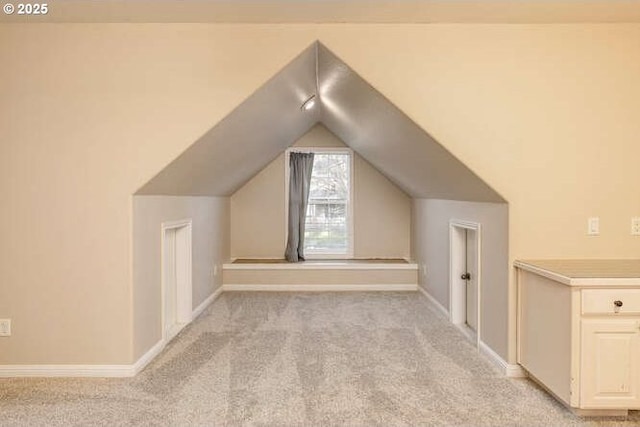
top-left (304, 153), bottom-right (350, 255)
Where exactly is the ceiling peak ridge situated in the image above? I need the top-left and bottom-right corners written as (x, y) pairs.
top-left (138, 39), bottom-right (505, 203)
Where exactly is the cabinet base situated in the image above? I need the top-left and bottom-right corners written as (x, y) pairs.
top-left (525, 370), bottom-right (631, 418)
top-left (571, 408), bottom-right (628, 417)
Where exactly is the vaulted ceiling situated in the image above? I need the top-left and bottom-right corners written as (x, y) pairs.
top-left (137, 41), bottom-right (505, 203)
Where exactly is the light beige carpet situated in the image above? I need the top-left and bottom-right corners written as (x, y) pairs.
top-left (1, 292), bottom-right (638, 426)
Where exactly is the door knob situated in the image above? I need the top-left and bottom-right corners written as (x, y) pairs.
top-left (461, 273), bottom-right (471, 280)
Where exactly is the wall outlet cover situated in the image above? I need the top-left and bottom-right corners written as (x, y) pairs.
top-left (587, 217), bottom-right (600, 236)
top-left (0, 319), bottom-right (11, 337)
top-left (632, 217), bottom-right (640, 236)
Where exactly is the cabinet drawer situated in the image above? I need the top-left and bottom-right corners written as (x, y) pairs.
top-left (582, 289), bottom-right (640, 315)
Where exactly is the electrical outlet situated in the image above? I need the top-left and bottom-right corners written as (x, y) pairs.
top-left (587, 217), bottom-right (600, 236)
top-left (0, 319), bottom-right (11, 337)
top-left (422, 265), bottom-right (427, 276)
top-left (213, 265), bottom-right (218, 276)
top-left (632, 217), bottom-right (640, 236)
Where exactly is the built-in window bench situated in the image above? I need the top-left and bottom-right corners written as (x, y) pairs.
top-left (222, 259), bottom-right (418, 291)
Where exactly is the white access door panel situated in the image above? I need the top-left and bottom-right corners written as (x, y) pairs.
top-left (163, 229), bottom-right (178, 338)
top-left (580, 318), bottom-right (640, 409)
top-left (466, 230), bottom-right (478, 331)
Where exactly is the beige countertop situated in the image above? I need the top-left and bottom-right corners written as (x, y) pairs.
top-left (514, 259), bottom-right (640, 287)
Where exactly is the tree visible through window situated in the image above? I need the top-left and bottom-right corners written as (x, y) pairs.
top-left (304, 152), bottom-right (351, 255)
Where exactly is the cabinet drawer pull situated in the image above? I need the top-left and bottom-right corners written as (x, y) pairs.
top-left (582, 290), bottom-right (640, 314)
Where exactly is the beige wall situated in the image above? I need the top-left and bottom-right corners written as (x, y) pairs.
top-left (132, 196), bottom-right (229, 359)
top-left (1, 24), bottom-right (639, 365)
top-left (412, 199), bottom-right (509, 359)
top-left (230, 124), bottom-right (412, 259)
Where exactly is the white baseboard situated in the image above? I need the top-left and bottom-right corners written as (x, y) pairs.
top-left (132, 338), bottom-right (166, 376)
top-left (0, 334), bottom-right (168, 378)
top-left (479, 340), bottom-right (528, 378)
top-left (134, 287), bottom-right (224, 376)
top-left (2, 285), bottom-right (476, 378)
top-left (505, 363), bottom-right (528, 378)
top-left (417, 286), bottom-right (449, 318)
top-left (0, 364), bottom-right (135, 378)
top-left (223, 263), bottom-right (418, 270)
top-left (192, 286), bottom-right (223, 319)
top-left (0, 288), bottom-right (226, 379)
top-left (415, 287), bottom-right (526, 379)
top-left (222, 284), bottom-right (417, 292)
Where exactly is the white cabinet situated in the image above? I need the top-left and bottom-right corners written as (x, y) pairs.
top-left (516, 260), bottom-right (640, 417)
top-left (581, 318), bottom-right (640, 409)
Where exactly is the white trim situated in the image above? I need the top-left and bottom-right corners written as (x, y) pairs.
top-left (223, 284), bottom-right (417, 292)
top-left (192, 286), bottom-right (223, 319)
top-left (455, 323), bottom-right (478, 343)
top-left (134, 286), bottom-right (224, 377)
top-left (284, 147), bottom-right (355, 259)
top-left (0, 286), bottom-right (226, 379)
top-left (0, 336), bottom-right (166, 378)
top-left (160, 218), bottom-right (193, 229)
top-left (6, 283), bottom-right (517, 378)
top-left (449, 219), bottom-right (482, 350)
top-left (567, 277), bottom-right (640, 287)
top-left (514, 261), bottom-right (640, 287)
top-left (286, 147), bottom-right (353, 154)
top-left (161, 219), bottom-right (193, 342)
top-left (223, 262), bottom-right (418, 270)
top-left (0, 365), bottom-right (135, 378)
top-left (505, 363), bottom-right (529, 378)
top-left (479, 340), bottom-right (528, 378)
top-left (417, 286), bottom-right (449, 318)
top-left (513, 261), bottom-right (573, 285)
top-left (131, 338), bottom-right (165, 375)
top-left (449, 219), bottom-right (482, 230)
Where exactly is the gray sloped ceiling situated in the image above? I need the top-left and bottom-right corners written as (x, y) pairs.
top-left (137, 41), bottom-right (504, 203)
top-left (317, 44), bottom-right (503, 202)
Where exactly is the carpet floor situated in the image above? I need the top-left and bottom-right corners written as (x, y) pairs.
top-left (1, 292), bottom-right (638, 426)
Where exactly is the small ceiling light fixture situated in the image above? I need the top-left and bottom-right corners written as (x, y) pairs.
top-left (301, 44), bottom-right (320, 112)
top-left (301, 94), bottom-right (316, 111)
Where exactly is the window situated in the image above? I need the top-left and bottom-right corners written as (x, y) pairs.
top-left (286, 148), bottom-right (353, 257)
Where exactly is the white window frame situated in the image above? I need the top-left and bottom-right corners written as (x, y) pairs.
top-left (285, 147), bottom-right (354, 259)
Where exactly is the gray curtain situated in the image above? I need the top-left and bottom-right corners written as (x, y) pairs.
top-left (285, 152), bottom-right (315, 262)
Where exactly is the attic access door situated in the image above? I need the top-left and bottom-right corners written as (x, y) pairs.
top-left (161, 219), bottom-right (193, 342)
top-left (464, 229), bottom-right (479, 332)
top-left (450, 220), bottom-right (482, 349)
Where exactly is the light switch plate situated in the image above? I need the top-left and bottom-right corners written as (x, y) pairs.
top-left (632, 217), bottom-right (640, 236)
top-left (0, 319), bottom-right (11, 337)
top-left (587, 217), bottom-right (599, 236)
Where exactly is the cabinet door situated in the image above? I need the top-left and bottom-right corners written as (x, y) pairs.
top-left (580, 318), bottom-right (640, 409)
